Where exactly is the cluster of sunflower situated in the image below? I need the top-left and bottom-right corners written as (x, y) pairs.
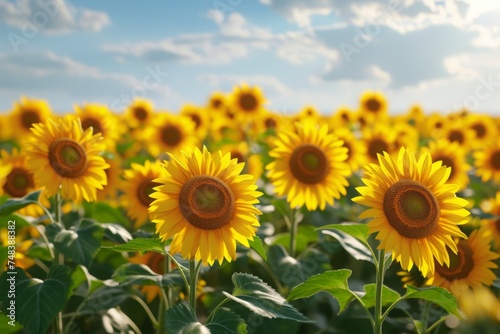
top-left (0, 85), bottom-right (500, 333)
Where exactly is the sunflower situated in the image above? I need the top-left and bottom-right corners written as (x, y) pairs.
top-left (0, 163), bottom-right (12, 194)
top-left (230, 84), bottom-right (266, 121)
top-left (433, 121), bottom-right (474, 150)
top-left (180, 104), bottom-right (210, 140)
top-left (397, 266), bottom-right (426, 288)
top-left (143, 112), bottom-right (197, 158)
top-left (458, 287), bottom-right (500, 322)
top-left (359, 90), bottom-right (388, 122)
top-left (329, 106), bottom-right (354, 130)
top-left (9, 97), bottom-right (52, 138)
top-left (124, 98), bottom-right (154, 130)
top-left (0, 114), bottom-right (12, 140)
top-left (294, 105), bottom-right (320, 124)
top-left (392, 121), bottom-right (419, 152)
top-left (331, 127), bottom-right (366, 174)
top-left (266, 123), bottom-right (350, 211)
top-left (422, 112), bottom-right (445, 139)
top-left (361, 125), bottom-right (396, 164)
top-left (404, 104), bottom-right (425, 127)
top-left (218, 142), bottom-right (263, 180)
top-left (481, 192), bottom-right (500, 248)
top-left (75, 103), bottom-right (120, 150)
top-left (427, 139), bottom-right (470, 190)
top-left (24, 116), bottom-right (109, 203)
top-left (209, 117), bottom-right (245, 144)
top-left (97, 153), bottom-right (122, 202)
top-left (149, 146), bottom-right (262, 265)
top-left (120, 160), bottom-right (167, 229)
top-left (206, 91), bottom-right (227, 114)
top-left (0, 149), bottom-right (49, 217)
top-left (353, 147), bottom-right (470, 276)
top-left (473, 138), bottom-right (500, 183)
top-left (427, 228), bottom-right (499, 297)
top-left (466, 114), bottom-right (498, 149)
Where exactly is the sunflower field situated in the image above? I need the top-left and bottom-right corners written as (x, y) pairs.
top-left (1, 88), bottom-right (500, 334)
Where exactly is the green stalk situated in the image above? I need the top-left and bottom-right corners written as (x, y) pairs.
top-left (289, 210), bottom-right (298, 257)
top-left (373, 250), bottom-right (386, 334)
top-left (189, 259), bottom-right (201, 315)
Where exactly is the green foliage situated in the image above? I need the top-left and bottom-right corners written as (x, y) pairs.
top-left (404, 285), bottom-right (460, 318)
top-left (103, 237), bottom-right (165, 254)
top-left (360, 284), bottom-right (400, 309)
top-left (0, 190), bottom-right (41, 217)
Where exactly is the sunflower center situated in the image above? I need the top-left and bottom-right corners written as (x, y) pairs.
top-left (48, 139), bottom-right (88, 178)
top-left (365, 98), bottom-right (381, 112)
top-left (490, 151), bottom-right (500, 170)
top-left (160, 125), bottom-right (182, 146)
top-left (434, 155), bottom-right (455, 179)
top-left (471, 123), bottom-right (486, 138)
top-left (435, 121), bottom-right (442, 129)
top-left (179, 175), bottom-right (235, 230)
top-left (4, 168), bottom-right (34, 198)
top-left (383, 179), bottom-right (439, 238)
top-left (211, 98), bottom-right (222, 109)
top-left (134, 107), bottom-right (148, 121)
top-left (21, 110), bottom-right (41, 130)
top-left (368, 139), bottom-right (389, 161)
top-left (341, 112), bottom-right (350, 122)
top-left (81, 118), bottom-right (103, 134)
top-left (448, 130), bottom-right (464, 144)
top-left (188, 114), bottom-right (202, 129)
top-left (435, 240), bottom-right (474, 281)
top-left (137, 179), bottom-right (160, 207)
top-left (289, 144), bottom-right (329, 184)
top-left (239, 93), bottom-right (258, 112)
top-left (264, 117), bottom-right (277, 129)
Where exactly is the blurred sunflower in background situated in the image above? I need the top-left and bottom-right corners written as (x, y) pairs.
top-left (329, 106), bottom-right (354, 130)
top-left (143, 113), bottom-right (197, 158)
top-left (331, 127), bottom-right (366, 175)
top-left (427, 139), bottom-right (471, 190)
top-left (124, 98), bottom-right (154, 130)
top-left (434, 121), bottom-right (474, 150)
top-left (206, 91), bottom-right (227, 115)
top-left (466, 114), bottom-right (498, 149)
top-left (97, 153), bottom-right (122, 203)
top-left (422, 112), bottom-right (445, 139)
top-left (267, 123), bottom-right (350, 211)
top-left (481, 192), bottom-right (500, 249)
top-left (361, 124), bottom-right (396, 164)
top-left (353, 147), bottom-right (469, 276)
top-left (9, 97), bottom-right (52, 139)
top-left (180, 104), bottom-right (210, 140)
top-left (392, 121), bottom-right (420, 152)
top-left (25, 116), bottom-right (109, 203)
top-left (473, 138), bottom-right (500, 183)
top-left (230, 84), bottom-right (265, 122)
top-left (359, 90), bottom-right (388, 122)
top-left (149, 146), bottom-right (262, 265)
top-left (75, 103), bottom-right (120, 151)
top-left (218, 142), bottom-right (263, 181)
top-left (120, 160), bottom-right (166, 229)
top-left (427, 228), bottom-right (499, 297)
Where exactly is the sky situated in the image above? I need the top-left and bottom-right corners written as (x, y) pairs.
top-left (0, 0), bottom-right (500, 115)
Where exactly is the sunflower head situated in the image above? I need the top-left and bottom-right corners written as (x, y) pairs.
top-left (125, 98), bottom-right (154, 129)
top-left (353, 147), bottom-right (470, 276)
top-left (473, 138), bottom-right (500, 183)
top-left (10, 97), bottom-right (52, 138)
top-left (427, 139), bottom-right (470, 190)
top-left (24, 116), bottom-right (109, 203)
top-left (180, 104), bottom-right (210, 140)
top-left (359, 91), bottom-right (388, 121)
top-left (230, 84), bottom-right (265, 121)
top-left (149, 146), bottom-right (262, 265)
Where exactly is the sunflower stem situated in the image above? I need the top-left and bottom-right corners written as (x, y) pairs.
top-left (373, 249), bottom-right (386, 334)
top-left (189, 259), bottom-right (201, 315)
top-left (289, 209), bottom-right (298, 257)
top-left (157, 292), bottom-right (166, 334)
top-left (53, 191), bottom-right (64, 334)
top-left (420, 300), bottom-right (431, 333)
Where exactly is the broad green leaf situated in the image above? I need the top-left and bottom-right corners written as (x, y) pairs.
top-left (287, 270), bottom-right (355, 313)
top-left (224, 273), bottom-right (310, 322)
top-left (101, 223), bottom-right (133, 244)
top-left (0, 214), bottom-right (32, 229)
top-left (206, 308), bottom-right (247, 334)
top-left (359, 284), bottom-right (400, 309)
top-left (112, 263), bottom-right (183, 287)
top-left (322, 230), bottom-right (373, 263)
top-left (81, 285), bottom-right (130, 313)
top-left (0, 266), bottom-right (71, 334)
top-left (54, 219), bottom-right (103, 266)
top-left (0, 312), bottom-right (23, 333)
top-left (165, 303), bottom-right (209, 333)
top-left (103, 238), bottom-right (165, 254)
top-left (70, 265), bottom-right (105, 297)
top-left (0, 190), bottom-right (41, 217)
top-left (318, 223), bottom-right (371, 249)
top-left (248, 236), bottom-right (267, 262)
top-left (270, 225), bottom-right (318, 254)
top-left (85, 202), bottom-right (129, 225)
top-left (404, 285), bottom-right (460, 318)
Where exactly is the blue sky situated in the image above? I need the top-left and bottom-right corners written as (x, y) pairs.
top-left (1, 0), bottom-right (499, 115)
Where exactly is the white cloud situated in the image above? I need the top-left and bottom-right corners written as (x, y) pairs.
top-left (0, 0), bottom-right (110, 34)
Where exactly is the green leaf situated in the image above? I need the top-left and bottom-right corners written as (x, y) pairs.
top-left (0, 214), bottom-right (32, 229)
top-left (103, 238), bottom-right (165, 254)
top-left (224, 273), bottom-right (311, 322)
top-left (81, 285), bottom-right (130, 313)
top-left (248, 236), bottom-right (267, 262)
top-left (0, 190), bottom-right (41, 217)
top-left (0, 266), bottom-right (71, 334)
top-left (112, 263), bottom-right (183, 287)
top-left (287, 270), bottom-right (355, 313)
top-left (322, 229), bottom-right (373, 263)
top-left (165, 303), bottom-right (209, 333)
top-left (85, 202), bottom-right (129, 225)
top-left (318, 223), bottom-right (371, 248)
top-left (360, 284), bottom-right (400, 309)
top-left (54, 219), bottom-right (103, 266)
top-left (404, 285), bottom-right (460, 318)
top-left (0, 312), bottom-right (23, 333)
top-left (270, 225), bottom-right (318, 254)
top-left (101, 223), bottom-right (133, 244)
top-left (206, 308), bottom-right (247, 334)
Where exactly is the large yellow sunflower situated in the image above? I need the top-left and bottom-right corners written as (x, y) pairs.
top-left (25, 116), bottom-right (109, 203)
top-left (230, 84), bottom-right (266, 121)
top-left (353, 147), bottom-right (470, 276)
top-left (266, 123), bottom-right (350, 211)
top-left (74, 103), bottom-right (120, 150)
top-left (427, 139), bottom-right (470, 190)
top-left (427, 228), bottom-right (499, 297)
top-left (9, 97), bottom-right (52, 138)
top-left (473, 138), bottom-right (500, 183)
top-left (143, 113), bottom-right (198, 158)
top-left (120, 160), bottom-right (167, 228)
top-left (0, 149), bottom-right (49, 217)
top-left (149, 146), bottom-right (262, 265)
